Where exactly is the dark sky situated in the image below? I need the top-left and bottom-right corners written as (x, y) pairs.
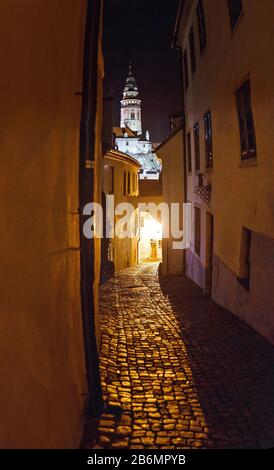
top-left (103, 0), bottom-right (181, 142)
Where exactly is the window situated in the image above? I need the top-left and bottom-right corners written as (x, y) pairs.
top-left (235, 79), bottom-right (257, 161)
top-left (108, 166), bottom-right (114, 194)
top-left (131, 112), bottom-right (135, 119)
top-left (204, 111), bottom-right (213, 168)
top-left (227, 0), bottom-right (243, 29)
top-left (126, 141), bottom-right (129, 146)
top-left (194, 207), bottom-right (201, 256)
top-left (193, 122), bottom-right (200, 171)
top-left (127, 172), bottom-right (131, 194)
top-left (186, 132), bottom-right (192, 172)
top-left (189, 26), bottom-right (196, 74)
top-left (238, 227), bottom-right (252, 291)
top-left (196, 0), bottom-right (207, 52)
top-left (123, 171), bottom-right (127, 195)
top-left (183, 50), bottom-right (189, 90)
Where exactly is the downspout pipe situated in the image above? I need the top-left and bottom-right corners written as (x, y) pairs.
top-left (172, 0), bottom-right (187, 275)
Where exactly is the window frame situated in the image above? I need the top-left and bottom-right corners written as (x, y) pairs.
top-left (204, 110), bottom-right (213, 169)
top-left (186, 132), bottom-right (192, 173)
top-left (237, 226), bottom-right (252, 291)
top-left (235, 78), bottom-right (257, 162)
top-left (194, 206), bottom-right (201, 257)
top-left (196, 0), bottom-right (207, 53)
top-left (123, 171), bottom-right (127, 196)
top-left (193, 122), bottom-right (200, 172)
top-left (127, 171), bottom-right (131, 195)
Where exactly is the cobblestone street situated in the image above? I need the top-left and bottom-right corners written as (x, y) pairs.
top-left (92, 262), bottom-right (274, 449)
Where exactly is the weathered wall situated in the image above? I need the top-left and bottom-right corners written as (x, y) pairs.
top-left (0, 0), bottom-right (95, 448)
top-left (177, 0), bottom-right (274, 342)
top-left (213, 233), bottom-right (274, 344)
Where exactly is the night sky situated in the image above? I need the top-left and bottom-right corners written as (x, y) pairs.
top-left (103, 0), bottom-right (181, 143)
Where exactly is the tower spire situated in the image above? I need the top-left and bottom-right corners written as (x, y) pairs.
top-left (120, 62), bottom-right (142, 135)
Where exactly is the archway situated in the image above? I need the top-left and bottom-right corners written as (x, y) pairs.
top-left (138, 211), bottom-right (162, 262)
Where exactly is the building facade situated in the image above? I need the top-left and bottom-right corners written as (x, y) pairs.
top-left (155, 127), bottom-right (185, 275)
top-left (174, 0), bottom-right (274, 344)
top-left (114, 64), bottom-right (162, 179)
top-left (103, 148), bottom-right (140, 273)
top-left (0, 0), bottom-right (104, 448)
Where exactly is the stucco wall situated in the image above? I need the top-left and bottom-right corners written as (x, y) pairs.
top-left (104, 154), bottom-right (139, 272)
top-left (156, 130), bottom-right (185, 275)
top-left (177, 0), bottom-right (274, 341)
top-left (0, 0), bottom-right (92, 448)
top-left (213, 233), bottom-right (274, 345)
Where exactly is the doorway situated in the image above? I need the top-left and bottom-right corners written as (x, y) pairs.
top-left (205, 212), bottom-right (214, 295)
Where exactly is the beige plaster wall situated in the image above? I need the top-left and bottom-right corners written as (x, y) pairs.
top-left (0, 0), bottom-right (95, 448)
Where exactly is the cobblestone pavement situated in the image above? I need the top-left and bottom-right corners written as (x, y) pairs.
top-left (92, 262), bottom-right (274, 449)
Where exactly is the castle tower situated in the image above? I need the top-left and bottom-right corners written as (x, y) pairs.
top-left (120, 63), bottom-right (142, 135)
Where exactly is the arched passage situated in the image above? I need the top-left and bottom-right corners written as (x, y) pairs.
top-left (138, 211), bottom-right (162, 262)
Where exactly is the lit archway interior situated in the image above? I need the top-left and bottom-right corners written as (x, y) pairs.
top-left (138, 211), bottom-right (162, 262)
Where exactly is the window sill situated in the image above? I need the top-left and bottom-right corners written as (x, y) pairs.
top-left (239, 158), bottom-right (257, 168)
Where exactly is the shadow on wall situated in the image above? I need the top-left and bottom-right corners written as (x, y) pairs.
top-left (159, 274), bottom-right (274, 449)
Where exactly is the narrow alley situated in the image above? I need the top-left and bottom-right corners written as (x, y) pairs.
top-left (92, 263), bottom-right (274, 449)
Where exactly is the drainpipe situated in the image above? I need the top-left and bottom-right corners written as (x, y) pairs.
top-left (79, 0), bottom-right (103, 419)
top-left (172, 0), bottom-right (187, 275)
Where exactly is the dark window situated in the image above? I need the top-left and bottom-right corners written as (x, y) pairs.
top-left (189, 26), bottom-right (196, 74)
top-left (131, 112), bottom-right (135, 119)
top-left (227, 0), bottom-right (243, 29)
top-left (204, 111), bottom-right (213, 168)
top-left (237, 227), bottom-right (252, 291)
top-left (196, 0), bottom-right (207, 52)
top-left (186, 132), bottom-right (192, 172)
top-left (183, 50), bottom-right (189, 90)
top-left (193, 122), bottom-right (200, 171)
top-left (236, 79), bottom-right (256, 160)
top-left (127, 172), bottom-right (131, 194)
top-left (194, 207), bottom-right (201, 256)
top-left (123, 171), bottom-right (127, 195)
top-left (109, 166), bottom-right (114, 194)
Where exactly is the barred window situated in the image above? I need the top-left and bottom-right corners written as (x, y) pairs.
top-left (193, 122), bottom-right (200, 171)
top-left (204, 111), bottom-right (213, 168)
top-left (236, 79), bottom-right (256, 161)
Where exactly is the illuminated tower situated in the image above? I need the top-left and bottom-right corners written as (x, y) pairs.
top-left (120, 63), bottom-right (142, 135)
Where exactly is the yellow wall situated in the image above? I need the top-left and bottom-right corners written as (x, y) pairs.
top-left (104, 153), bottom-right (139, 271)
top-left (177, 0), bottom-right (274, 341)
top-left (0, 0), bottom-right (101, 448)
top-left (156, 130), bottom-right (185, 275)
